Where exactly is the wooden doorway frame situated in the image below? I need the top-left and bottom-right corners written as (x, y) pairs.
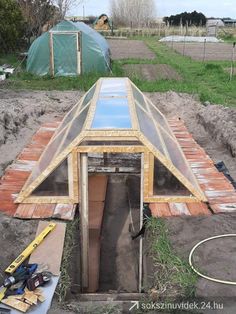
top-left (79, 147), bottom-right (145, 291)
top-left (49, 31), bottom-right (81, 77)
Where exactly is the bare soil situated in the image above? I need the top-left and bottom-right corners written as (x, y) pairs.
top-left (99, 175), bottom-right (139, 293)
top-left (166, 214), bottom-right (236, 300)
top-left (166, 42), bottom-right (234, 61)
top-left (123, 64), bottom-right (181, 81)
top-left (0, 90), bottom-right (236, 313)
top-left (108, 39), bottom-right (156, 60)
top-left (146, 91), bottom-right (236, 178)
top-left (0, 89), bottom-right (80, 177)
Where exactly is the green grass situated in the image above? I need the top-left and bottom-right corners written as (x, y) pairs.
top-left (147, 218), bottom-right (198, 299)
top-left (114, 38), bottom-right (236, 106)
top-left (56, 216), bottom-right (79, 303)
top-left (1, 38), bottom-right (236, 105)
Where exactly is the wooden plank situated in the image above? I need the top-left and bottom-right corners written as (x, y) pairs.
top-left (88, 175), bottom-right (108, 202)
top-left (88, 229), bottom-right (100, 293)
top-left (29, 221), bottom-right (66, 276)
top-left (187, 203), bottom-right (211, 216)
top-left (89, 201), bottom-right (104, 229)
top-left (32, 204), bottom-right (55, 218)
top-left (14, 204), bottom-right (37, 218)
top-left (80, 153), bottom-right (89, 289)
top-left (49, 32), bottom-right (54, 76)
top-left (211, 203), bottom-right (236, 213)
top-left (150, 203), bottom-right (171, 217)
top-left (169, 203), bottom-right (191, 216)
top-left (53, 204), bottom-right (76, 220)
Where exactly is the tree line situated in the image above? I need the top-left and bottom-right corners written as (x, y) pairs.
top-left (0, 0), bottom-right (83, 53)
top-left (110, 0), bottom-right (156, 28)
top-left (164, 11), bottom-right (207, 27)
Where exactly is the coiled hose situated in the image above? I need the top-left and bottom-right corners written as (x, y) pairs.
top-left (189, 234), bottom-right (236, 285)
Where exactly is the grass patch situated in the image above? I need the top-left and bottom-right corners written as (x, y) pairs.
top-left (1, 38), bottom-right (236, 106)
top-left (114, 39), bottom-right (236, 106)
top-left (147, 217), bottom-right (198, 299)
top-left (56, 216), bottom-right (79, 303)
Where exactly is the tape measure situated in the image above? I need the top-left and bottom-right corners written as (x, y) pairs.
top-left (5, 223), bottom-right (56, 274)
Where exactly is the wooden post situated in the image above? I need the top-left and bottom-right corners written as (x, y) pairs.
top-left (49, 32), bottom-right (54, 77)
top-left (230, 42), bottom-right (236, 81)
top-left (80, 153), bottom-right (89, 290)
top-left (139, 153), bottom-right (144, 292)
top-left (203, 39), bottom-right (207, 63)
top-left (77, 33), bottom-right (81, 75)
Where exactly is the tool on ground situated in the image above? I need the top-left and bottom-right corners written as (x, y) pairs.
top-left (0, 307), bottom-right (10, 313)
top-left (0, 264), bottom-right (37, 301)
top-left (27, 271), bottom-right (52, 291)
top-left (5, 223), bottom-right (56, 274)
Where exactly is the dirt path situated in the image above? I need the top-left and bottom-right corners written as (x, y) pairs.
top-left (99, 175), bottom-right (138, 292)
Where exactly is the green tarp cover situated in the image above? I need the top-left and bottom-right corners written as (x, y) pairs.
top-left (27, 20), bottom-right (111, 76)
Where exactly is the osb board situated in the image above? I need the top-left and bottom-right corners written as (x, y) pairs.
top-left (29, 221), bottom-right (66, 276)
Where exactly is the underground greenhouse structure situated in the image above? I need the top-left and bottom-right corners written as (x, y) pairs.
top-left (1, 78), bottom-right (236, 294)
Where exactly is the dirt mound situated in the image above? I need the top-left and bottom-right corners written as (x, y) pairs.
top-left (146, 91), bottom-right (236, 178)
top-left (197, 104), bottom-right (236, 157)
top-left (0, 212), bottom-right (37, 272)
top-left (0, 90), bottom-right (80, 176)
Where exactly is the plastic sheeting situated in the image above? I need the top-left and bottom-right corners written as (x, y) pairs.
top-left (159, 36), bottom-right (221, 43)
top-left (27, 20), bottom-right (111, 76)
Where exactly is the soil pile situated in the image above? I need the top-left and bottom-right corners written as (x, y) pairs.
top-left (0, 90), bottom-right (80, 176)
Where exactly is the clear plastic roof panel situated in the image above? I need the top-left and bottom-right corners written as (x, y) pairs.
top-left (20, 78), bottom-right (204, 200)
top-left (91, 98), bottom-right (132, 129)
top-left (91, 78), bottom-right (132, 129)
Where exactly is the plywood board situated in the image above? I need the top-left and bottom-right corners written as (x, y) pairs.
top-left (29, 221), bottom-right (66, 276)
top-left (88, 175), bottom-right (108, 202)
top-left (88, 229), bottom-right (100, 293)
top-left (89, 201), bottom-right (104, 229)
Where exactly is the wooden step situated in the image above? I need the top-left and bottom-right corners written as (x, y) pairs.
top-left (78, 292), bottom-right (144, 302)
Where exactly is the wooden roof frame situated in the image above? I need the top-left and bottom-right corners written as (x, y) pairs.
top-left (16, 78), bottom-right (207, 204)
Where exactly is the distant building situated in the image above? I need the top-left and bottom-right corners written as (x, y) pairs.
top-left (65, 16), bottom-right (90, 24)
top-left (222, 19), bottom-right (236, 27)
top-left (206, 19), bottom-right (225, 27)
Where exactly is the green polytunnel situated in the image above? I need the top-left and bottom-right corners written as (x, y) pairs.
top-left (26, 20), bottom-right (111, 76)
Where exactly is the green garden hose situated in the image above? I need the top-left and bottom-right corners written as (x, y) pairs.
top-left (189, 234), bottom-right (236, 285)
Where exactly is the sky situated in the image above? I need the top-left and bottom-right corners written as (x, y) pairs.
top-left (73, 0), bottom-right (236, 19)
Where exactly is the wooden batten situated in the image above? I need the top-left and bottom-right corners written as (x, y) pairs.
top-left (144, 196), bottom-right (199, 203)
top-left (21, 197), bottom-right (76, 204)
top-left (76, 146), bottom-right (147, 153)
top-left (49, 32), bottom-right (54, 77)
